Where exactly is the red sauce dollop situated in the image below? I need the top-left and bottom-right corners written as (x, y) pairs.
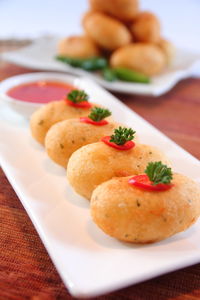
top-left (101, 136), bottom-right (135, 150)
top-left (128, 174), bottom-right (173, 191)
top-left (80, 117), bottom-right (108, 126)
top-left (7, 81), bottom-right (73, 103)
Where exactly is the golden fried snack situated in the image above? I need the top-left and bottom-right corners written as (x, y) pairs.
top-left (110, 43), bottom-right (166, 76)
top-left (67, 142), bottom-right (170, 199)
top-left (89, 0), bottom-right (139, 22)
top-left (83, 12), bottom-right (132, 51)
top-left (158, 38), bottom-right (176, 65)
top-left (57, 35), bottom-right (100, 58)
top-left (130, 12), bottom-right (161, 43)
top-left (91, 174), bottom-right (200, 243)
top-left (81, 11), bottom-right (95, 27)
top-left (45, 118), bottom-right (119, 168)
top-left (30, 100), bottom-right (97, 145)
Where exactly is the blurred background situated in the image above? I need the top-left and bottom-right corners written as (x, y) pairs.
top-left (0, 0), bottom-right (200, 52)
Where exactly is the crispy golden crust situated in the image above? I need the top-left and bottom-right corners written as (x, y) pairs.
top-left (89, 0), bottom-right (139, 21)
top-left (83, 12), bottom-right (132, 51)
top-left (158, 38), bottom-right (176, 65)
top-left (30, 100), bottom-right (95, 145)
top-left (130, 12), bottom-right (161, 43)
top-left (91, 174), bottom-right (200, 243)
top-left (57, 35), bottom-right (100, 58)
top-left (45, 119), bottom-right (119, 168)
top-left (67, 142), bottom-right (170, 200)
top-left (110, 43), bottom-right (166, 76)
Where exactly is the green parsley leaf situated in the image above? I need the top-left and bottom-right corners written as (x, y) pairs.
top-left (67, 90), bottom-right (89, 103)
top-left (88, 107), bottom-right (111, 122)
top-left (110, 126), bottom-right (136, 145)
top-left (145, 161), bottom-right (173, 185)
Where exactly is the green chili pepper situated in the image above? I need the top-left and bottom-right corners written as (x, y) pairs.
top-left (56, 56), bottom-right (108, 71)
top-left (56, 56), bottom-right (150, 83)
top-left (114, 67), bottom-right (150, 83)
top-left (81, 57), bottom-right (108, 71)
top-left (56, 56), bottom-right (83, 67)
top-left (102, 68), bottom-right (117, 82)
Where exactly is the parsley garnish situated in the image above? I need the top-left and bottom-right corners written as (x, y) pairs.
top-left (110, 127), bottom-right (135, 145)
top-left (145, 161), bottom-right (173, 185)
top-left (88, 107), bottom-right (111, 122)
top-left (67, 90), bottom-right (89, 103)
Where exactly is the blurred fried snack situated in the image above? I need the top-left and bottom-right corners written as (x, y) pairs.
top-left (158, 38), bottom-right (176, 64)
top-left (130, 12), bottom-right (161, 43)
top-left (81, 10), bottom-right (95, 27)
top-left (58, 35), bottom-right (100, 58)
top-left (110, 43), bottom-right (166, 76)
top-left (89, 0), bottom-right (139, 21)
top-left (83, 12), bottom-right (132, 51)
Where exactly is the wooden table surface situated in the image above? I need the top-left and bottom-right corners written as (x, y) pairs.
top-left (0, 61), bottom-right (200, 300)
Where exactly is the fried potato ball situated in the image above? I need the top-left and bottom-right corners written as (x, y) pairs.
top-left (158, 38), bottom-right (176, 65)
top-left (81, 11), bottom-right (95, 27)
top-left (91, 175), bottom-right (200, 243)
top-left (67, 142), bottom-right (170, 200)
top-left (110, 43), bottom-right (166, 76)
top-left (45, 119), bottom-right (119, 168)
top-left (30, 100), bottom-right (96, 145)
top-left (130, 12), bottom-right (161, 43)
top-left (83, 12), bottom-right (132, 51)
top-left (57, 35), bottom-right (100, 58)
top-left (89, 0), bottom-right (139, 22)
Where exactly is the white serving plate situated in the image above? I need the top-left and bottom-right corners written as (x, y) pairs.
top-left (2, 36), bottom-right (200, 96)
top-left (0, 74), bottom-right (200, 298)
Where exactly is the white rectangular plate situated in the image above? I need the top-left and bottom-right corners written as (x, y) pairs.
top-left (2, 36), bottom-right (200, 95)
top-left (0, 74), bottom-right (200, 298)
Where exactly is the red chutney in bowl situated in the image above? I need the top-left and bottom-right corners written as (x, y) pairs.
top-left (7, 80), bottom-right (73, 103)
